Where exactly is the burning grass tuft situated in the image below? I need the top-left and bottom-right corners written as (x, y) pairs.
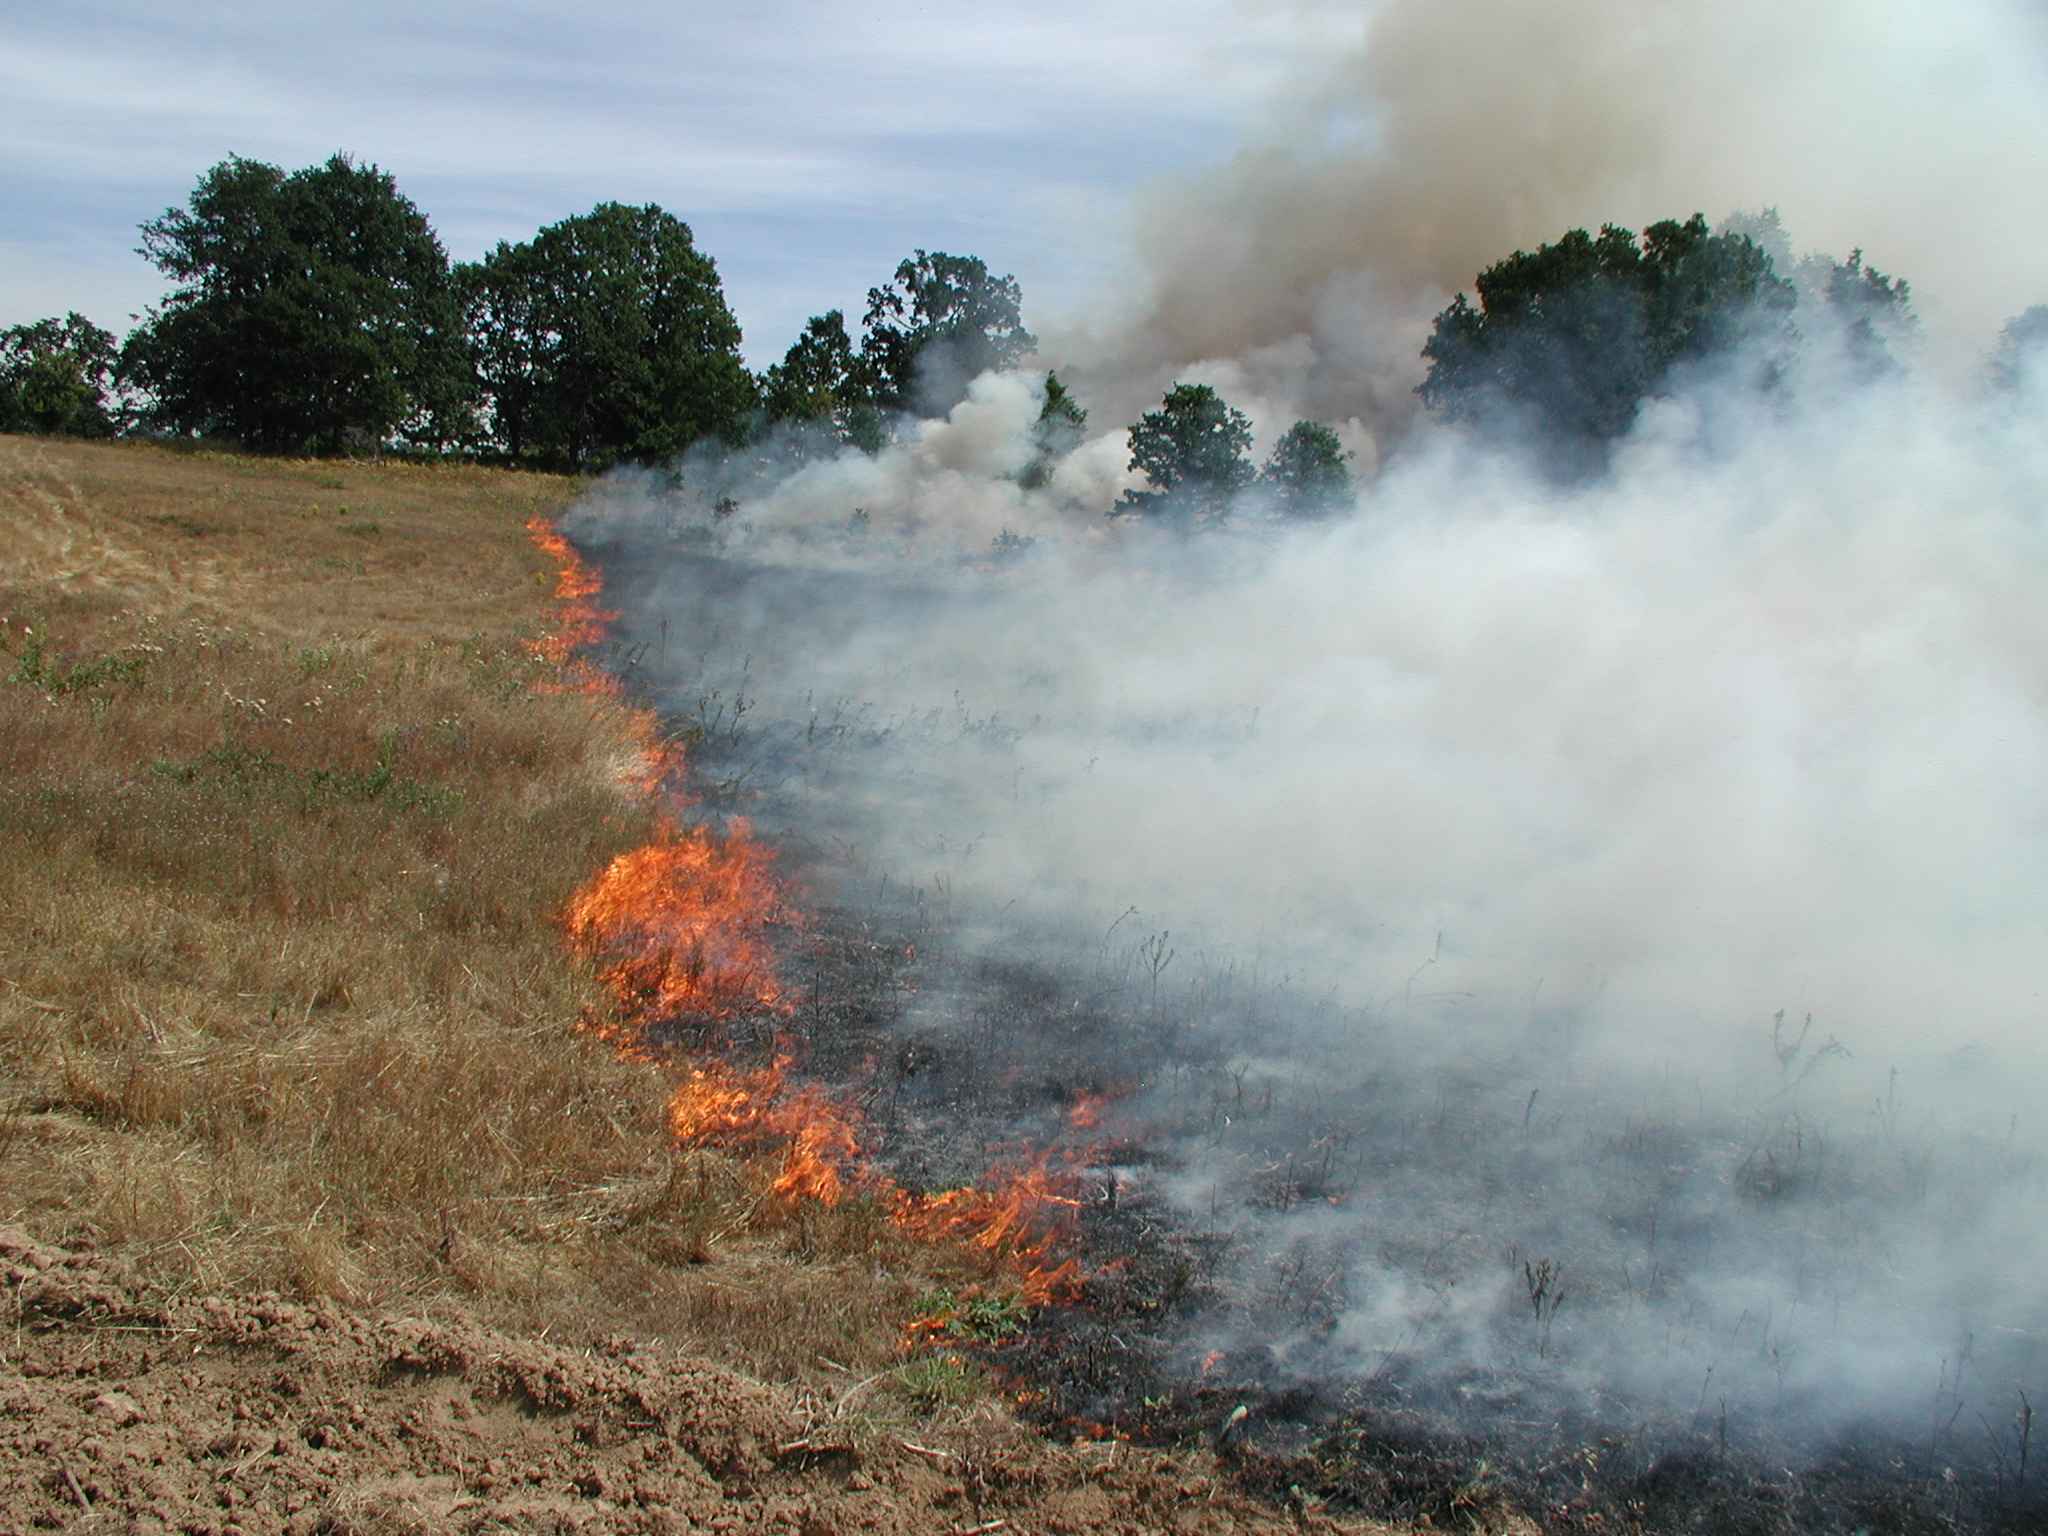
top-left (516, 498), bottom-right (1110, 1334)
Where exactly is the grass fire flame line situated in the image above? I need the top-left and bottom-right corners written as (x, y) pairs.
top-left (526, 514), bottom-right (1089, 1308)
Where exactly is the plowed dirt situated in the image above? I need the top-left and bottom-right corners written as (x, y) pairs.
top-left (0, 1225), bottom-right (1430, 1535)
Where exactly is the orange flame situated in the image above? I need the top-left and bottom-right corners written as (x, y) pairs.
top-left (524, 513), bottom-right (687, 798)
top-left (1067, 1092), bottom-right (1107, 1132)
top-left (566, 818), bottom-right (789, 1028)
top-left (524, 515), bottom-right (618, 680)
top-left (903, 1316), bottom-right (955, 1349)
top-left (893, 1159), bottom-right (1086, 1306)
top-left (662, 1055), bottom-right (865, 1203)
top-left (883, 1143), bottom-right (1087, 1305)
top-left (665, 1055), bottom-right (801, 1142)
top-left (660, 1054), bottom-right (1086, 1302)
top-left (527, 514), bottom-right (1091, 1312)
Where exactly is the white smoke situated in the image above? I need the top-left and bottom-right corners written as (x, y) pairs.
top-left (558, 0), bottom-right (2048, 1469)
top-left (566, 349), bottom-right (2048, 1447)
top-left (613, 369), bottom-right (2048, 1086)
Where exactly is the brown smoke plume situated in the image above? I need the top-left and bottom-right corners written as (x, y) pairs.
top-left (1052, 0), bottom-right (2048, 461)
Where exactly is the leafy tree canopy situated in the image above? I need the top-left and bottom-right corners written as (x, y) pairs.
top-left (761, 310), bottom-right (865, 422)
top-left (1417, 213), bottom-right (1794, 472)
top-left (1824, 248), bottom-right (1915, 380)
top-left (861, 250), bottom-right (1036, 417)
top-left (1037, 371), bottom-right (1087, 437)
top-left (1260, 420), bottom-right (1352, 518)
top-left (1989, 305), bottom-right (2048, 396)
top-left (1019, 370), bottom-right (1087, 490)
top-left (456, 239), bottom-right (548, 463)
top-left (1717, 207), bottom-right (1836, 307)
top-left (0, 313), bottom-right (120, 438)
top-left (759, 309), bottom-right (884, 455)
top-left (122, 154), bottom-right (472, 455)
top-left (1118, 382), bottom-right (1254, 526)
top-left (1719, 208), bottom-right (1917, 380)
top-left (460, 202), bottom-right (756, 470)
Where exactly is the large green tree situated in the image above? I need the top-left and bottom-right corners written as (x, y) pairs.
top-left (456, 239), bottom-right (548, 463)
top-left (1717, 207), bottom-right (1836, 308)
top-left (1989, 305), bottom-right (2048, 397)
top-left (1260, 420), bottom-right (1352, 518)
top-left (1418, 213), bottom-right (1794, 471)
top-left (758, 309), bottom-right (883, 454)
top-left (1118, 383), bottom-right (1254, 527)
top-left (460, 202), bottom-right (755, 470)
top-left (761, 309), bottom-right (863, 422)
top-left (122, 155), bottom-right (473, 455)
top-left (1019, 370), bottom-right (1087, 490)
top-left (1823, 249), bottom-right (1915, 381)
top-left (861, 250), bottom-right (1036, 417)
top-left (0, 313), bottom-right (120, 437)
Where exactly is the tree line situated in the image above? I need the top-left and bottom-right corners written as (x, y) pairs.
top-left (1416, 209), bottom-right (1938, 478)
top-left (5, 155), bottom-right (2042, 517)
top-left (0, 151), bottom-right (1367, 521)
top-left (0, 154), bottom-right (1055, 472)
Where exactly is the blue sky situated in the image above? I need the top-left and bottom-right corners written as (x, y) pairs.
top-left (0, 2), bottom-right (1343, 367)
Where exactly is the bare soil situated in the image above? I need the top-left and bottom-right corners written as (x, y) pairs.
top-left (2, 1222), bottom-right (1433, 1535)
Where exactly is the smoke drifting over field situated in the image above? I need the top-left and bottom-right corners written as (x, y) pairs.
top-left (566, 360), bottom-right (2047, 1463)
top-left (599, 374), bottom-right (2048, 1090)
top-left (555, 0), bottom-right (2048, 1513)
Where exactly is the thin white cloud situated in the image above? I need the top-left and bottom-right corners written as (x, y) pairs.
top-left (0, 1), bottom-right (1272, 359)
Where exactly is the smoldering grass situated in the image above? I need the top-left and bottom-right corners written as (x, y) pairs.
top-left (1520, 1255), bottom-right (1566, 1358)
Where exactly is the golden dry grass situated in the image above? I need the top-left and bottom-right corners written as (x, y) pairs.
top-left (0, 434), bottom-right (968, 1400)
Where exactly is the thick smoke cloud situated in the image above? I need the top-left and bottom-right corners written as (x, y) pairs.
top-left (1046, 0), bottom-right (2048, 461)
top-left (566, 353), bottom-right (2048, 1449)
top-left (590, 374), bottom-right (2048, 1088)
top-left (556, 0), bottom-right (2048, 1478)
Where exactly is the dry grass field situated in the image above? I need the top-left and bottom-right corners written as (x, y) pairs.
top-left (0, 434), bottom-right (965, 1386)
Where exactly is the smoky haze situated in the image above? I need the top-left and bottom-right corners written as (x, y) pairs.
top-left (563, 352), bottom-right (2048, 1456)
top-left (553, 0), bottom-right (2048, 1500)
